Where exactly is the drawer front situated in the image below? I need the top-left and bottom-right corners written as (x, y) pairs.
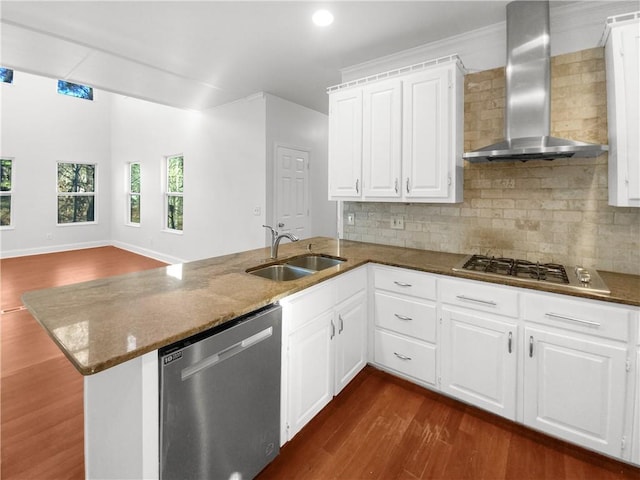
top-left (333, 266), bottom-right (367, 305)
top-left (373, 265), bottom-right (437, 300)
top-left (440, 278), bottom-right (519, 318)
top-left (374, 329), bottom-right (436, 385)
top-left (374, 291), bottom-right (436, 343)
top-left (523, 292), bottom-right (632, 341)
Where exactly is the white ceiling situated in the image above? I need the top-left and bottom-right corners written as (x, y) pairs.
top-left (1, 1), bottom-right (583, 114)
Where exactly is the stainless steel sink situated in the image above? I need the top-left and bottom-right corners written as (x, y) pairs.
top-left (247, 264), bottom-right (314, 281)
top-left (285, 254), bottom-right (345, 271)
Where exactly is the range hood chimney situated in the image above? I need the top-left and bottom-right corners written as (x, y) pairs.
top-left (463, 0), bottom-right (608, 162)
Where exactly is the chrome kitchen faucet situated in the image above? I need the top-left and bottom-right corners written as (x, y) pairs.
top-left (263, 225), bottom-right (299, 259)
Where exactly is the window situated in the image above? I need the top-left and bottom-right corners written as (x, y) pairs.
top-left (1, 158), bottom-right (13, 227)
top-left (128, 162), bottom-right (141, 225)
top-left (57, 80), bottom-right (93, 100)
top-left (57, 163), bottom-right (96, 224)
top-left (165, 155), bottom-right (183, 232)
top-left (0, 67), bottom-right (14, 84)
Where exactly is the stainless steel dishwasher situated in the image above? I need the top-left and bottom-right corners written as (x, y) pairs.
top-left (159, 304), bottom-right (281, 480)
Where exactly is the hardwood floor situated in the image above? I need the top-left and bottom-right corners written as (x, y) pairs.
top-left (1, 247), bottom-right (639, 479)
top-left (0, 247), bottom-right (166, 480)
top-left (260, 367), bottom-right (640, 480)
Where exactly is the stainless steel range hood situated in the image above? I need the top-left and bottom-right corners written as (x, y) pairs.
top-left (463, 1), bottom-right (608, 162)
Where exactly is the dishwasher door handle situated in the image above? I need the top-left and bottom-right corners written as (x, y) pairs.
top-left (181, 327), bottom-right (273, 381)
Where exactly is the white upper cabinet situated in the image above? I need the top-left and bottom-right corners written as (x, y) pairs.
top-left (604, 13), bottom-right (640, 207)
top-left (328, 56), bottom-right (464, 203)
top-left (402, 65), bottom-right (463, 201)
top-left (362, 79), bottom-right (402, 198)
top-left (328, 88), bottom-right (362, 199)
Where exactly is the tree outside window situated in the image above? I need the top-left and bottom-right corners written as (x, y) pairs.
top-left (1, 158), bottom-right (13, 227)
top-left (57, 163), bottom-right (96, 224)
top-left (128, 162), bottom-right (140, 225)
top-left (166, 155), bottom-right (183, 231)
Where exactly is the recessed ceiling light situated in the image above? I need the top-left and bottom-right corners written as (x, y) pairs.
top-left (312, 9), bottom-right (334, 27)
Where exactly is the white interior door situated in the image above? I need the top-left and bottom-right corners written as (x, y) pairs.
top-left (275, 145), bottom-right (309, 238)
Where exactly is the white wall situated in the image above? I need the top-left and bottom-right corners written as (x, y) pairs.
top-left (0, 71), bottom-right (112, 255)
top-left (265, 94), bottom-right (336, 240)
top-left (341, 1), bottom-right (638, 81)
top-left (1, 74), bottom-right (335, 262)
top-left (109, 94), bottom-right (268, 263)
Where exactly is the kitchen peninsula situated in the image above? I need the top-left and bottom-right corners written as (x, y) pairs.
top-left (22, 237), bottom-right (640, 479)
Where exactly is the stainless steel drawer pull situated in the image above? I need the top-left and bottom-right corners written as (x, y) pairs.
top-left (338, 314), bottom-right (344, 334)
top-left (394, 313), bottom-right (413, 321)
top-left (456, 295), bottom-right (497, 306)
top-left (394, 352), bottom-right (412, 361)
top-left (529, 336), bottom-right (534, 358)
top-left (330, 320), bottom-right (335, 339)
top-left (545, 312), bottom-right (600, 327)
top-left (508, 331), bottom-right (512, 354)
top-left (394, 281), bottom-right (412, 287)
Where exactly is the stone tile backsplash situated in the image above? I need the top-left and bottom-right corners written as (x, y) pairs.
top-left (343, 48), bottom-right (640, 275)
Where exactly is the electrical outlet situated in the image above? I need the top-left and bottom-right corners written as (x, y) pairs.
top-left (390, 215), bottom-right (404, 230)
top-left (346, 213), bottom-right (355, 226)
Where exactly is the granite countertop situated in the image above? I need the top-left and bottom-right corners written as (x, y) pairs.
top-left (22, 237), bottom-right (640, 376)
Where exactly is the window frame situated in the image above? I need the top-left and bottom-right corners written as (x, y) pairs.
top-left (1, 157), bottom-right (14, 229)
top-left (164, 154), bottom-right (184, 233)
top-left (56, 161), bottom-right (97, 226)
top-left (127, 162), bottom-right (141, 226)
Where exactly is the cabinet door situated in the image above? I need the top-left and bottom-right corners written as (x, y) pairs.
top-left (362, 79), bottom-right (402, 198)
top-left (441, 308), bottom-right (517, 420)
top-left (524, 326), bottom-right (628, 457)
top-left (286, 309), bottom-right (334, 440)
top-left (606, 21), bottom-right (640, 207)
top-left (402, 66), bottom-right (452, 200)
top-left (334, 291), bottom-right (367, 394)
top-left (328, 88), bottom-right (362, 199)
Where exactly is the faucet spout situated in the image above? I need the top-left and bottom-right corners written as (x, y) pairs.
top-left (263, 225), bottom-right (299, 259)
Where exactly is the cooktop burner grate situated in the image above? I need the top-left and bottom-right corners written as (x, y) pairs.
top-left (454, 255), bottom-right (610, 294)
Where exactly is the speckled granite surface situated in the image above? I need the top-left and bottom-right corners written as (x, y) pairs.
top-left (22, 237), bottom-right (639, 375)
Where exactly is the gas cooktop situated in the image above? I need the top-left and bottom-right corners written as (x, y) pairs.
top-left (452, 255), bottom-right (610, 295)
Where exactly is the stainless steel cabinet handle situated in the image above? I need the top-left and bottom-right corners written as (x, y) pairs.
top-left (393, 281), bottom-right (412, 287)
top-left (394, 178), bottom-right (399, 194)
top-left (406, 178), bottom-right (411, 194)
top-left (330, 320), bottom-right (335, 339)
top-left (394, 352), bottom-right (412, 361)
top-left (529, 336), bottom-right (534, 358)
top-left (355, 179), bottom-right (359, 194)
top-left (456, 295), bottom-right (497, 306)
top-left (338, 314), bottom-right (344, 334)
top-left (508, 331), bottom-right (512, 353)
top-left (545, 312), bottom-right (600, 327)
top-left (394, 313), bottom-right (413, 321)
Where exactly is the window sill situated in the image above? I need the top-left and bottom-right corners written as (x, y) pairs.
top-left (56, 221), bottom-right (98, 227)
top-left (162, 229), bottom-right (183, 236)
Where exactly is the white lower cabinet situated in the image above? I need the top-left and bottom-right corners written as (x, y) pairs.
top-left (372, 265), bottom-right (438, 386)
top-left (523, 326), bottom-right (628, 457)
top-left (282, 267), bottom-right (367, 442)
top-left (334, 290), bottom-right (367, 393)
top-left (282, 263), bottom-right (639, 466)
top-left (523, 291), bottom-right (634, 459)
top-left (440, 307), bottom-right (517, 420)
top-left (635, 349), bottom-right (640, 464)
top-left (286, 307), bottom-right (335, 440)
